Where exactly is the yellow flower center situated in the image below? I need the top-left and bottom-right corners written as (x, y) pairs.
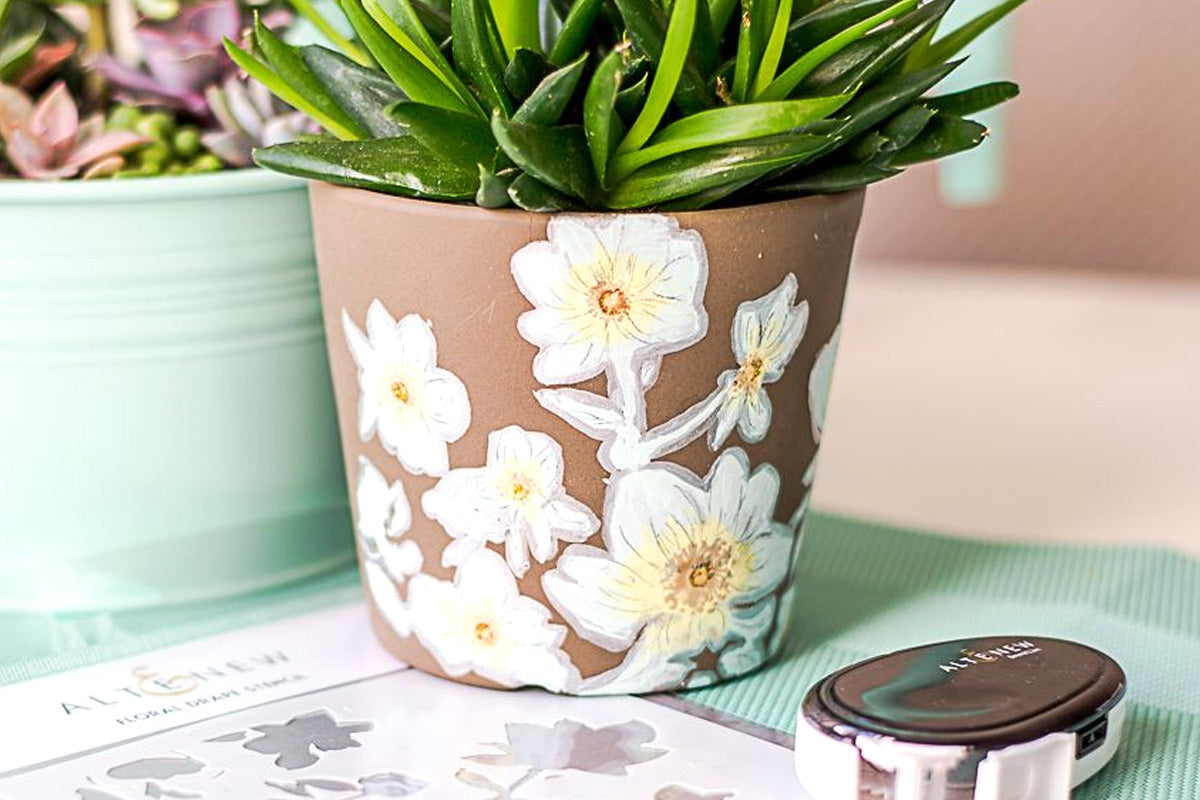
top-left (509, 478), bottom-right (531, 502)
top-left (595, 285), bottom-right (631, 318)
top-left (689, 561), bottom-right (714, 588)
top-left (474, 622), bottom-right (496, 645)
top-left (665, 537), bottom-right (736, 613)
top-left (390, 381), bottom-right (410, 404)
top-left (735, 353), bottom-right (767, 392)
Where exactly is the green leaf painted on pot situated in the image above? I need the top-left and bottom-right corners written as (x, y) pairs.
top-left (253, 137), bottom-right (479, 199)
top-left (300, 45), bottom-right (407, 138)
top-left (491, 115), bottom-right (599, 203)
top-left (514, 53), bottom-right (589, 126)
top-left (925, 81), bottom-right (1019, 117)
top-left (388, 100), bottom-right (497, 167)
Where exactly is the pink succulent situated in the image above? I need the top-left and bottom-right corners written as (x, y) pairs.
top-left (0, 82), bottom-right (148, 179)
top-left (91, 0), bottom-right (241, 117)
top-left (202, 74), bottom-right (316, 167)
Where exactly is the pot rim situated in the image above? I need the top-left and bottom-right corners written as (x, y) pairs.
top-left (309, 180), bottom-right (866, 223)
top-left (0, 166), bottom-right (303, 205)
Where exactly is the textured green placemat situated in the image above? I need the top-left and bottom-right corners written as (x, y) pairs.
top-left (2, 514), bottom-right (1197, 798)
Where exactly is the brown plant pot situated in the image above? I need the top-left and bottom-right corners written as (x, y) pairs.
top-left (309, 182), bottom-right (865, 695)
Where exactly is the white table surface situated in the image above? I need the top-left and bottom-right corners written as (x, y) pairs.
top-left (814, 260), bottom-right (1200, 557)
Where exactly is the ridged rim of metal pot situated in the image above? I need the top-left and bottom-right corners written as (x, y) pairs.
top-left (0, 166), bottom-right (303, 204)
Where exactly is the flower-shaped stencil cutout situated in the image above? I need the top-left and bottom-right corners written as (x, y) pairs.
top-left (511, 215), bottom-right (709, 388)
top-left (243, 711), bottom-right (372, 770)
top-left (711, 274), bottom-right (809, 450)
top-left (465, 719), bottom-right (665, 775)
top-left (422, 426), bottom-right (599, 578)
top-left (543, 449), bottom-right (793, 693)
top-left (356, 456), bottom-right (422, 637)
top-left (408, 550), bottom-right (576, 692)
top-left (343, 300), bottom-right (470, 476)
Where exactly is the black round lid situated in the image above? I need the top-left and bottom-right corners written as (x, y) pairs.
top-left (812, 636), bottom-right (1126, 747)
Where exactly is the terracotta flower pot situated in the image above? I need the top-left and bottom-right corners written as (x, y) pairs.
top-left (309, 182), bottom-right (864, 694)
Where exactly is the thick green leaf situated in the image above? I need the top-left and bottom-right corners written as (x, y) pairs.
top-left (300, 45), bottom-right (407, 138)
top-left (619, 0), bottom-right (698, 154)
top-left (508, 173), bottom-right (576, 211)
top-left (338, 0), bottom-right (472, 113)
top-left (253, 137), bottom-right (479, 199)
top-left (906, 0), bottom-right (1029, 72)
top-left (223, 38), bottom-right (360, 140)
top-left (286, 0), bottom-right (370, 65)
top-left (476, 164), bottom-right (519, 207)
top-left (784, 0), bottom-right (895, 61)
top-left (758, 0), bottom-right (917, 101)
top-left (926, 81), bottom-right (1019, 116)
top-left (732, 9), bottom-right (754, 103)
top-left (846, 130), bottom-right (889, 162)
top-left (584, 47), bottom-right (631, 185)
top-left (832, 58), bottom-right (960, 140)
top-left (253, 17), bottom-right (367, 138)
top-left (451, 0), bottom-right (514, 115)
top-left (878, 103), bottom-right (935, 152)
top-left (751, 0), bottom-right (793, 99)
top-left (0, 21), bottom-right (41, 82)
top-left (388, 101), bottom-right (497, 167)
top-left (491, 0), bottom-right (542, 58)
top-left (613, 0), bottom-right (716, 113)
top-left (610, 93), bottom-right (852, 181)
top-left (765, 162), bottom-right (899, 194)
top-left (491, 115), bottom-right (599, 202)
top-left (796, 0), bottom-right (951, 96)
top-left (615, 72), bottom-right (649, 122)
top-left (514, 52), bottom-right (588, 125)
top-left (708, 0), bottom-right (738, 38)
top-left (548, 0), bottom-right (604, 65)
top-left (605, 133), bottom-right (834, 208)
top-left (365, 0), bottom-right (478, 108)
top-left (504, 47), bottom-right (551, 101)
top-left (883, 113), bottom-right (987, 167)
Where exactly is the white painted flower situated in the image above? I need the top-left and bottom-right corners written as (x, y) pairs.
top-left (809, 325), bottom-right (841, 443)
top-left (511, 214), bottom-right (709, 387)
top-left (343, 300), bottom-right (470, 476)
top-left (355, 456), bottom-right (423, 637)
top-left (542, 450), bottom-right (792, 693)
top-left (711, 274), bottom-right (809, 450)
top-left (422, 426), bottom-right (599, 578)
top-left (408, 550), bottom-right (576, 692)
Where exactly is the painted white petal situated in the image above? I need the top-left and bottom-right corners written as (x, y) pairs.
top-left (355, 456), bottom-right (392, 537)
top-left (503, 643), bottom-right (574, 693)
top-left (542, 547), bottom-right (647, 652)
top-left (457, 549), bottom-right (518, 608)
top-left (762, 301), bottom-right (809, 383)
top-left (440, 536), bottom-right (483, 568)
top-left (505, 528), bottom-right (533, 578)
top-left (365, 299), bottom-right (400, 348)
top-left (579, 630), bottom-right (694, 696)
top-left (809, 325), bottom-right (841, 443)
top-left (511, 241), bottom-right (573, 308)
top-left (383, 413), bottom-right (449, 477)
top-left (709, 450), bottom-right (779, 541)
top-left (718, 596), bottom-right (778, 678)
top-left (364, 560), bottom-right (412, 638)
top-left (639, 297), bottom-right (705, 353)
top-left (604, 464), bottom-right (705, 565)
top-left (548, 215), bottom-right (626, 267)
top-left (422, 369), bottom-right (471, 442)
top-left (407, 574), bottom-right (473, 675)
top-left (731, 303), bottom-right (761, 365)
top-left (543, 496), bottom-right (599, 541)
top-left (534, 388), bottom-right (624, 439)
top-left (530, 339), bottom-right (608, 386)
top-left (394, 314), bottom-right (438, 372)
top-left (709, 382), bottom-right (741, 451)
top-left (526, 512), bottom-right (558, 564)
top-left (736, 389), bottom-right (773, 443)
top-left (382, 538), bottom-right (423, 580)
top-left (735, 521), bottom-right (794, 604)
top-left (423, 468), bottom-right (504, 543)
top-left (342, 308), bottom-right (375, 371)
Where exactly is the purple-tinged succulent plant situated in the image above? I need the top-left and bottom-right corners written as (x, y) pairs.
top-left (201, 74), bottom-right (315, 167)
top-left (0, 82), bottom-right (148, 179)
top-left (91, 0), bottom-right (240, 117)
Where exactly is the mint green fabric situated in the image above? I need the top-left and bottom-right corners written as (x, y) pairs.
top-left (2, 514), bottom-right (1197, 798)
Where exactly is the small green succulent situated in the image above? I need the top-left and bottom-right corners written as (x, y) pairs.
top-left (231, 0), bottom-right (1027, 211)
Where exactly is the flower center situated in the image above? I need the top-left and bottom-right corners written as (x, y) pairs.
top-left (665, 536), bottom-right (736, 613)
top-left (594, 285), bottom-right (631, 318)
top-left (509, 479), bottom-right (531, 502)
top-left (474, 621), bottom-right (496, 645)
top-left (735, 353), bottom-right (767, 392)
top-left (390, 381), bottom-right (410, 404)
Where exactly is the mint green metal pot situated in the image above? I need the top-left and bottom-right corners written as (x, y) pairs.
top-left (0, 170), bottom-right (353, 612)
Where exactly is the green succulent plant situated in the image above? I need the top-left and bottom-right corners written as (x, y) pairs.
top-left (231, 0), bottom-right (1027, 211)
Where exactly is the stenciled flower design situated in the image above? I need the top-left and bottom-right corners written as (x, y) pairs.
top-left (809, 325), bottom-right (841, 443)
top-left (542, 449), bottom-right (793, 693)
top-left (242, 711), bottom-right (372, 770)
top-left (465, 719), bottom-right (666, 774)
top-left (356, 456), bottom-right (422, 637)
top-left (511, 215), bottom-right (709, 392)
top-left (407, 550), bottom-right (576, 692)
top-left (422, 426), bottom-right (599, 578)
top-left (343, 300), bottom-right (470, 476)
top-left (711, 274), bottom-right (809, 450)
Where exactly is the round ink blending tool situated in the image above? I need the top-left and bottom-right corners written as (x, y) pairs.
top-left (795, 636), bottom-right (1126, 800)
